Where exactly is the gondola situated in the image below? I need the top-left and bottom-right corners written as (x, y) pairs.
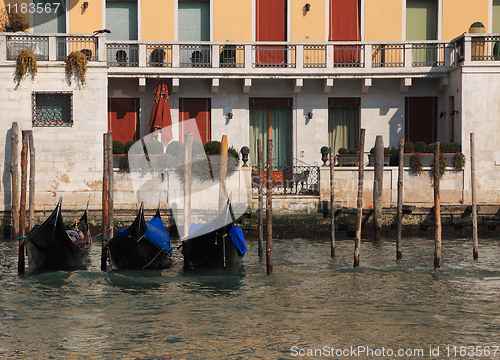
top-left (106, 204), bottom-right (172, 270)
top-left (24, 198), bottom-right (91, 270)
top-left (181, 198), bottom-right (247, 269)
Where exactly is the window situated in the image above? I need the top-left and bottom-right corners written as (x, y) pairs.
top-left (249, 98), bottom-right (292, 167)
top-left (33, 92), bottom-right (73, 126)
top-left (328, 98), bottom-right (360, 155)
top-left (106, 1), bottom-right (138, 41)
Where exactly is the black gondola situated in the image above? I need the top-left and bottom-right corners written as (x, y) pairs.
top-left (182, 198), bottom-right (247, 269)
top-left (25, 198), bottom-right (91, 270)
top-left (106, 204), bottom-right (172, 270)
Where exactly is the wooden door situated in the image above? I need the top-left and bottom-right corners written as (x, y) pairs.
top-left (405, 97), bottom-right (437, 144)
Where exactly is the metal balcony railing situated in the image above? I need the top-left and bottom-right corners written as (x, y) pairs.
top-left (252, 44), bottom-right (296, 68)
top-left (55, 36), bottom-right (98, 61)
top-left (146, 44), bottom-right (172, 67)
top-left (107, 43), bottom-right (139, 67)
top-left (6, 35), bottom-right (49, 61)
top-left (5, 33), bottom-right (500, 73)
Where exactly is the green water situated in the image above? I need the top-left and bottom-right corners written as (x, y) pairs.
top-left (1, 237), bottom-right (500, 359)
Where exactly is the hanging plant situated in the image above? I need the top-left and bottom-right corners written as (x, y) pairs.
top-left (65, 51), bottom-right (88, 86)
top-left (430, 152), bottom-right (447, 179)
top-left (409, 153), bottom-right (423, 175)
top-left (15, 50), bottom-right (37, 85)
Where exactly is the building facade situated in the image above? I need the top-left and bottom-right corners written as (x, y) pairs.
top-left (2, 0), bottom-right (500, 213)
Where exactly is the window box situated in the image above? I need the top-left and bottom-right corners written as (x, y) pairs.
top-left (336, 154), bottom-right (360, 167)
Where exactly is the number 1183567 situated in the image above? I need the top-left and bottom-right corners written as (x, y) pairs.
top-left (6, 3), bottom-right (61, 14)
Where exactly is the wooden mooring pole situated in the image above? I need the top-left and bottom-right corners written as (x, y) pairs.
top-left (396, 138), bottom-right (404, 259)
top-left (257, 139), bottom-right (264, 257)
top-left (330, 147), bottom-right (335, 257)
top-left (101, 133), bottom-right (109, 271)
top-left (266, 138), bottom-right (273, 275)
top-left (11, 122), bottom-right (20, 240)
top-left (354, 128), bottom-right (365, 268)
top-left (183, 132), bottom-right (193, 271)
top-left (28, 131), bottom-right (35, 232)
top-left (219, 135), bottom-right (228, 211)
top-left (107, 132), bottom-right (114, 239)
top-left (18, 129), bottom-right (28, 275)
top-left (470, 133), bottom-right (478, 259)
top-left (373, 135), bottom-right (383, 241)
top-left (434, 142), bottom-right (442, 269)
top-left (20, 131), bottom-right (28, 238)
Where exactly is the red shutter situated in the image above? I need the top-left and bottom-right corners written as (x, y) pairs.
top-left (179, 98), bottom-right (211, 144)
top-left (108, 98), bottom-right (140, 143)
top-left (329, 0), bottom-right (360, 41)
top-left (256, 0), bottom-right (285, 41)
top-left (256, 0), bottom-right (286, 65)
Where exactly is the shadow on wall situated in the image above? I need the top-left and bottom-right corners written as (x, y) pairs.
top-left (388, 109), bottom-right (404, 149)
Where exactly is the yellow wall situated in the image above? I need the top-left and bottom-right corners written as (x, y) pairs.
top-left (290, 0), bottom-right (325, 42)
top-left (364, 0), bottom-right (403, 41)
top-left (142, 0), bottom-right (175, 41)
top-left (442, 0), bottom-right (489, 40)
top-left (213, 0), bottom-right (252, 41)
top-left (69, 0), bottom-right (102, 34)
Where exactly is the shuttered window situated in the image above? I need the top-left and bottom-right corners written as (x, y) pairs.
top-left (106, 1), bottom-right (138, 41)
top-left (494, 0), bottom-right (500, 33)
top-left (178, 1), bottom-right (210, 41)
top-left (33, 0), bottom-right (66, 33)
top-left (329, 0), bottom-right (360, 41)
top-left (406, 0), bottom-right (437, 40)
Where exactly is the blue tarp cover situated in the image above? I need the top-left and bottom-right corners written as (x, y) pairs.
top-left (188, 223), bottom-right (247, 257)
top-left (115, 217), bottom-right (172, 254)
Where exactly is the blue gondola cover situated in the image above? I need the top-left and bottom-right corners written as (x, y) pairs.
top-left (187, 222), bottom-right (246, 257)
top-left (115, 217), bottom-right (172, 254)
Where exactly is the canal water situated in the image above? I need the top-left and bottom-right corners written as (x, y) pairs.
top-left (1, 237), bottom-right (500, 359)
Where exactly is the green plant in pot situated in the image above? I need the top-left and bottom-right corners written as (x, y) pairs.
top-left (151, 47), bottom-right (166, 66)
top-left (220, 45), bottom-right (236, 66)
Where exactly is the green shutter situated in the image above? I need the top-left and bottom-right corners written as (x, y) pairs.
top-left (406, 0), bottom-right (437, 40)
top-left (493, 0), bottom-right (500, 33)
top-left (33, 0), bottom-right (66, 33)
top-left (106, 1), bottom-right (138, 41)
top-left (178, 1), bottom-right (210, 41)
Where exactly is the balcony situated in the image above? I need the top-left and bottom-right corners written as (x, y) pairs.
top-left (1, 33), bottom-right (500, 80)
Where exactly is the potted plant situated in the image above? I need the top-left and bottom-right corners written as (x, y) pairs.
top-left (469, 21), bottom-right (486, 61)
top-left (220, 44), bottom-right (236, 67)
top-left (403, 142), bottom-right (462, 167)
top-left (368, 147), bottom-right (391, 166)
top-left (337, 147), bottom-right (359, 167)
top-left (191, 50), bottom-right (203, 67)
top-left (15, 50), bottom-right (37, 85)
top-left (151, 47), bottom-right (166, 66)
top-left (65, 51), bottom-right (88, 86)
top-left (112, 140), bottom-right (125, 169)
